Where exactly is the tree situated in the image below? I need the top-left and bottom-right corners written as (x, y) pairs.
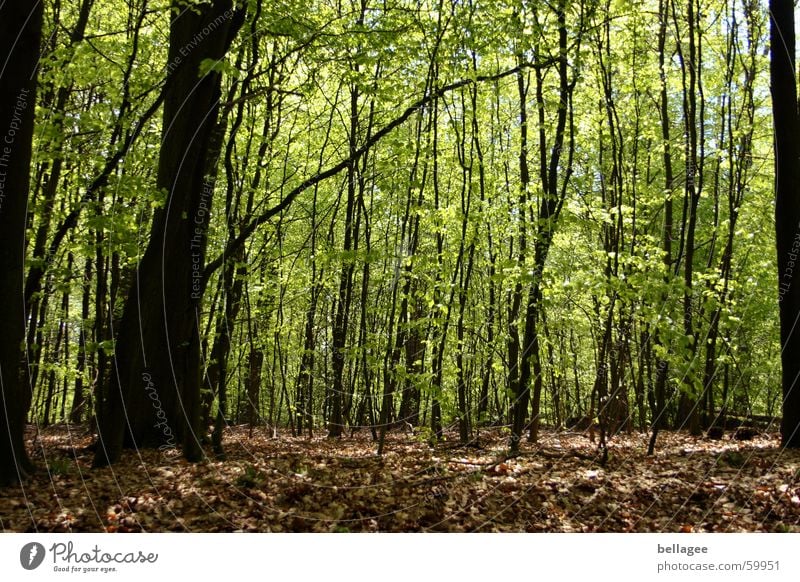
top-left (94, 0), bottom-right (245, 466)
top-left (770, 0), bottom-right (800, 448)
top-left (0, 0), bottom-right (43, 485)
top-left (0, 0), bottom-right (783, 478)
top-left (510, 0), bottom-right (579, 452)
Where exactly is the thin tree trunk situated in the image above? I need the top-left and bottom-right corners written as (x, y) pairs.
top-left (71, 257), bottom-right (92, 423)
top-left (648, 0), bottom-right (676, 455)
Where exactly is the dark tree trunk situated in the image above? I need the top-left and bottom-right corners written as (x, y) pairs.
top-left (429, 93), bottom-right (449, 443)
top-left (675, 0), bottom-right (703, 437)
top-left (295, 275), bottom-right (321, 436)
top-left (396, 106), bottom-right (429, 429)
top-left (44, 284), bottom-right (70, 426)
top-left (246, 346), bottom-right (263, 426)
top-left (512, 0), bottom-right (573, 451)
top-left (94, 0), bottom-right (244, 466)
top-left (208, 255), bottom-right (243, 457)
top-left (507, 56), bottom-right (528, 453)
top-left (770, 0), bottom-right (800, 448)
top-left (0, 0), bottom-right (43, 485)
top-left (22, 0), bottom-right (94, 365)
top-left (648, 0), bottom-right (676, 455)
top-left (329, 86), bottom-right (360, 438)
top-left (478, 230), bottom-right (497, 424)
top-left (71, 257), bottom-right (93, 423)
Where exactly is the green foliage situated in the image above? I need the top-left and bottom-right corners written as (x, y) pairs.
top-left (235, 464), bottom-right (265, 489)
top-left (721, 451), bottom-right (747, 469)
top-left (48, 458), bottom-right (72, 476)
top-left (22, 0), bottom-right (780, 441)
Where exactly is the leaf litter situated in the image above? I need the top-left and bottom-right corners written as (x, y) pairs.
top-left (1, 425), bottom-right (799, 532)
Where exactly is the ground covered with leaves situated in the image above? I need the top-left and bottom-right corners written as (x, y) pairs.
top-left (2, 425), bottom-right (800, 532)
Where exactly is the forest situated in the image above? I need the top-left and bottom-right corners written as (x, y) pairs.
top-left (1, 0), bottom-right (800, 533)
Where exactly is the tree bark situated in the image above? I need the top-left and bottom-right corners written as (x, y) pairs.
top-left (94, 0), bottom-right (244, 466)
top-left (71, 257), bottom-right (92, 423)
top-left (648, 0), bottom-right (676, 455)
top-left (770, 0), bottom-right (800, 448)
top-left (0, 0), bottom-right (43, 485)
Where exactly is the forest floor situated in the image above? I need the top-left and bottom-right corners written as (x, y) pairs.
top-left (1, 424), bottom-right (800, 532)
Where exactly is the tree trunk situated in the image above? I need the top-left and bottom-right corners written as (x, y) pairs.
top-left (71, 257), bottom-right (92, 423)
top-left (648, 0), bottom-right (676, 455)
top-left (512, 0), bottom-right (573, 451)
top-left (0, 0), bottom-right (43, 485)
top-left (770, 0), bottom-right (800, 448)
top-left (94, 0), bottom-right (244, 466)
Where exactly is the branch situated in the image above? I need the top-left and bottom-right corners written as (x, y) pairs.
top-left (203, 58), bottom-right (557, 280)
top-left (23, 91), bottom-right (166, 304)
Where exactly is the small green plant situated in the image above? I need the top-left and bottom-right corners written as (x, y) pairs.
top-left (467, 470), bottom-right (484, 483)
top-left (49, 458), bottom-right (71, 476)
top-left (414, 425), bottom-right (434, 444)
top-left (235, 464), bottom-right (264, 488)
top-left (721, 451), bottom-right (746, 468)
